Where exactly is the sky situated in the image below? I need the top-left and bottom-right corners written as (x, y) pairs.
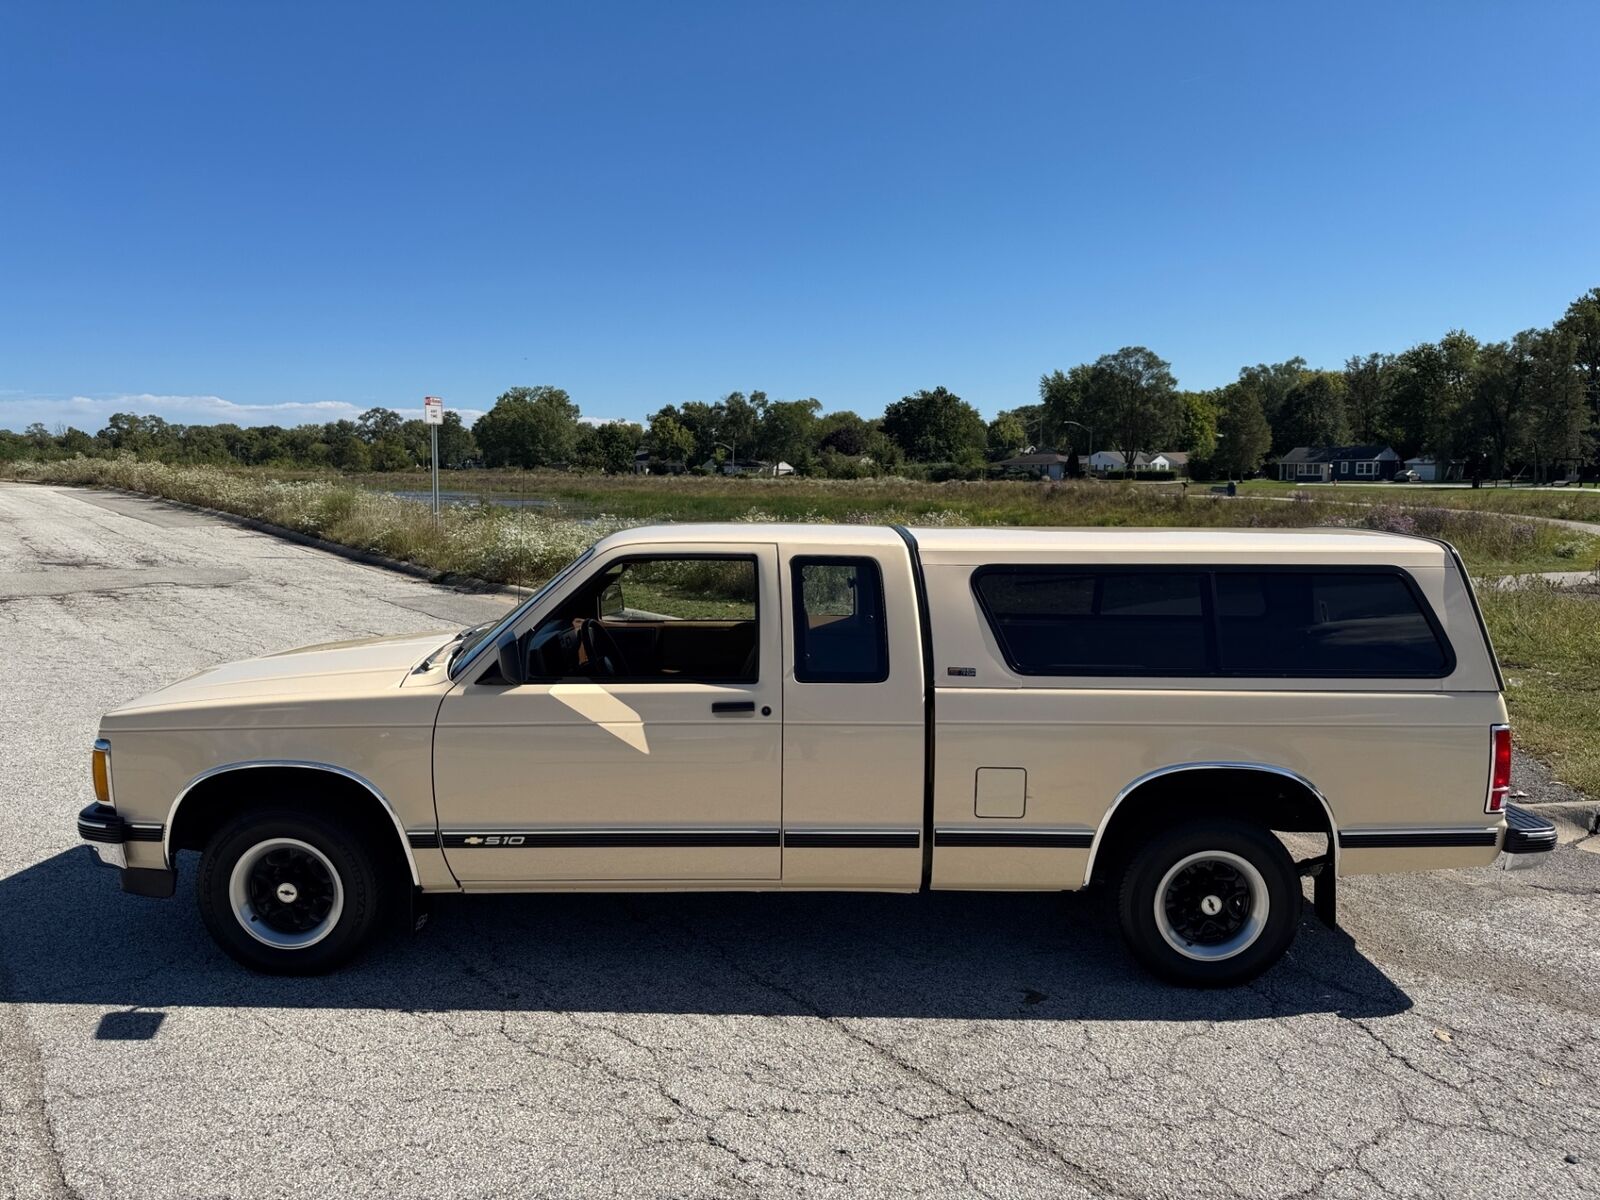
top-left (2, 0), bottom-right (1597, 433)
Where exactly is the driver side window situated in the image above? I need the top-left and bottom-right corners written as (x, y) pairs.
top-left (527, 555), bottom-right (760, 683)
top-left (602, 558), bottom-right (757, 624)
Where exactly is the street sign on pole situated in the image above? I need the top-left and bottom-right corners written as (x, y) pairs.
top-left (423, 397), bottom-right (443, 518)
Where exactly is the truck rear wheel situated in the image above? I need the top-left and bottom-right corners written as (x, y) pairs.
top-left (197, 808), bottom-right (381, 974)
top-left (1117, 818), bottom-right (1301, 986)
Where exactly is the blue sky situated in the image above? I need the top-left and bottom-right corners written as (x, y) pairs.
top-left (2, 1), bottom-right (1597, 432)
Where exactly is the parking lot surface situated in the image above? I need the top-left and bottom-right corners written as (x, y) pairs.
top-left (2, 481), bottom-right (1598, 1200)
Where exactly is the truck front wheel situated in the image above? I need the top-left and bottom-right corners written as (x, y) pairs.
top-left (1117, 818), bottom-right (1301, 986)
top-left (197, 808), bottom-right (382, 974)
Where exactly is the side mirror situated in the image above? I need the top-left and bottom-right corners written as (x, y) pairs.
top-left (495, 629), bottom-right (526, 686)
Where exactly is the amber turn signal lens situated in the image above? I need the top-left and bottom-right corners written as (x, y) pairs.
top-left (92, 740), bottom-right (111, 805)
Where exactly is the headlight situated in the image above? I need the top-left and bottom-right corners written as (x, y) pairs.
top-left (92, 738), bottom-right (113, 806)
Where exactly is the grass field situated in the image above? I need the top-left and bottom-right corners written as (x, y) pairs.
top-left (338, 466), bottom-right (1600, 524)
top-left (1237, 477), bottom-right (1600, 522)
top-left (1479, 582), bottom-right (1600, 798)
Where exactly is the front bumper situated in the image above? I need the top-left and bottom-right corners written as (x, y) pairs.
top-left (78, 802), bottom-right (176, 897)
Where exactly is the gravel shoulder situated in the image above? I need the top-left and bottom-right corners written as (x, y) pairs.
top-left (2, 482), bottom-right (1598, 1200)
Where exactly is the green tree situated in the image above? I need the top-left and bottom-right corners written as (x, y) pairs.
top-left (755, 398), bottom-right (821, 468)
top-left (714, 391), bottom-right (764, 463)
top-left (1471, 335), bottom-right (1535, 480)
top-left (986, 412), bottom-right (1027, 459)
top-left (594, 421), bottom-right (641, 474)
top-left (1387, 342), bottom-right (1444, 457)
top-left (1079, 347), bottom-right (1181, 473)
top-left (367, 436), bottom-right (409, 471)
top-left (1343, 353), bottom-right (1395, 444)
top-left (331, 432), bottom-right (370, 471)
top-left (674, 401), bottom-right (722, 464)
top-left (647, 412), bottom-right (696, 466)
top-left (1520, 329), bottom-right (1591, 480)
top-left (436, 411), bottom-right (476, 467)
top-left (1039, 366), bottom-right (1092, 451)
top-left (1280, 371), bottom-right (1349, 448)
top-left (400, 419), bottom-right (431, 464)
top-left (1388, 332), bottom-right (1478, 463)
top-left (863, 427), bottom-right (903, 472)
top-left (1174, 390), bottom-right (1220, 456)
top-left (815, 410), bottom-right (871, 456)
top-left (357, 407), bottom-right (403, 443)
top-left (1556, 287), bottom-right (1600, 460)
top-left (1214, 384), bottom-right (1272, 478)
top-left (880, 387), bottom-right (986, 462)
top-left (1235, 358), bottom-right (1308, 451)
top-left (472, 386), bottom-right (580, 468)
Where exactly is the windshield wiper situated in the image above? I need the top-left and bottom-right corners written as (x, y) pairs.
top-left (444, 622), bottom-right (494, 670)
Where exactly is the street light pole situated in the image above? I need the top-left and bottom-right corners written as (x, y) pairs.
top-left (423, 396), bottom-right (444, 520)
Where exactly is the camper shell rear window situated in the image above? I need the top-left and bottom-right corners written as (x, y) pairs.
top-left (971, 565), bottom-right (1454, 679)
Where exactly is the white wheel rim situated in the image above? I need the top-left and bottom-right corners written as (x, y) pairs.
top-left (1153, 850), bottom-right (1269, 962)
top-left (227, 837), bottom-right (345, 950)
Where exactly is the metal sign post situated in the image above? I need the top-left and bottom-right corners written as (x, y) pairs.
top-left (423, 396), bottom-right (444, 519)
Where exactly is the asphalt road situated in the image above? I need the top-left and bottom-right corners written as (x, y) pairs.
top-left (2, 481), bottom-right (1599, 1200)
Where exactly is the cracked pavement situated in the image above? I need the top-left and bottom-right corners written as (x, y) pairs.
top-left (1, 481), bottom-right (1598, 1199)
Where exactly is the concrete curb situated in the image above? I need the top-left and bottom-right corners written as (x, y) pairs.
top-left (23, 480), bottom-right (537, 598)
top-left (1515, 798), bottom-right (1600, 843)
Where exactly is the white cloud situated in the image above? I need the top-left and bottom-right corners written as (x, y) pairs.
top-left (0, 392), bottom-right (485, 432)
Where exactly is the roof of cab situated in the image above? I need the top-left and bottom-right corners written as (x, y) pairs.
top-left (594, 522), bottom-right (1452, 566)
top-left (595, 523), bottom-right (906, 551)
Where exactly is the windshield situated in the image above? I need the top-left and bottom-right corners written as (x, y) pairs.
top-left (448, 545), bottom-right (598, 679)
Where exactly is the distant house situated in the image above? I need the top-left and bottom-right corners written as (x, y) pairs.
top-left (637, 448), bottom-right (686, 475)
top-left (701, 458), bottom-right (794, 477)
top-left (1277, 445), bottom-right (1401, 483)
top-left (1403, 455), bottom-right (1464, 483)
top-left (996, 450), bottom-right (1073, 481)
top-left (1088, 450), bottom-right (1151, 474)
top-left (1147, 451), bottom-right (1189, 475)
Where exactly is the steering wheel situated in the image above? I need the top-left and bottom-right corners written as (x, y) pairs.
top-left (580, 619), bottom-right (630, 677)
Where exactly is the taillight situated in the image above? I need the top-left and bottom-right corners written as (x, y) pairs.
top-left (92, 738), bottom-right (112, 806)
top-left (1487, 725), bottom-right (1511, 814)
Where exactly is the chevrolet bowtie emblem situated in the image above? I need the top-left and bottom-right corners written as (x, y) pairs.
top-left (464, 836), bottom-right (484, 845)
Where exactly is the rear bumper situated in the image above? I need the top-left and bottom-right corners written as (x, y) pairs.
top-left (1501, 804), bottom-right (1558, 856)
top-left (78, 803), bottom-right (176, 897)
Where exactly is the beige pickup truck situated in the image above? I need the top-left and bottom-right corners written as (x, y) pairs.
top-left (79, 523), bottom-right (1555, 985)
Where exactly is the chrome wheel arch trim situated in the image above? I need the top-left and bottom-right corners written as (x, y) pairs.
top-left (1083, 761), bottom-right (1339, 888)
top-left (163, 759), bottom-right (421, 886)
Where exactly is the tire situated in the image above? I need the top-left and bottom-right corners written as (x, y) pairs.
top-left (196, 808), bottom-right (382, 974)
top-left (1117, 817), bottom-right (1301, 987)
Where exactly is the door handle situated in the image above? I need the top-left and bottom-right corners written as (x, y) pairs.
top-left (712, 701), bottom-right (756, 715)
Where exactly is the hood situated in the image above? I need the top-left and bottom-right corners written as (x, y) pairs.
top-left (104, 630), bottom-right (457, 726)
